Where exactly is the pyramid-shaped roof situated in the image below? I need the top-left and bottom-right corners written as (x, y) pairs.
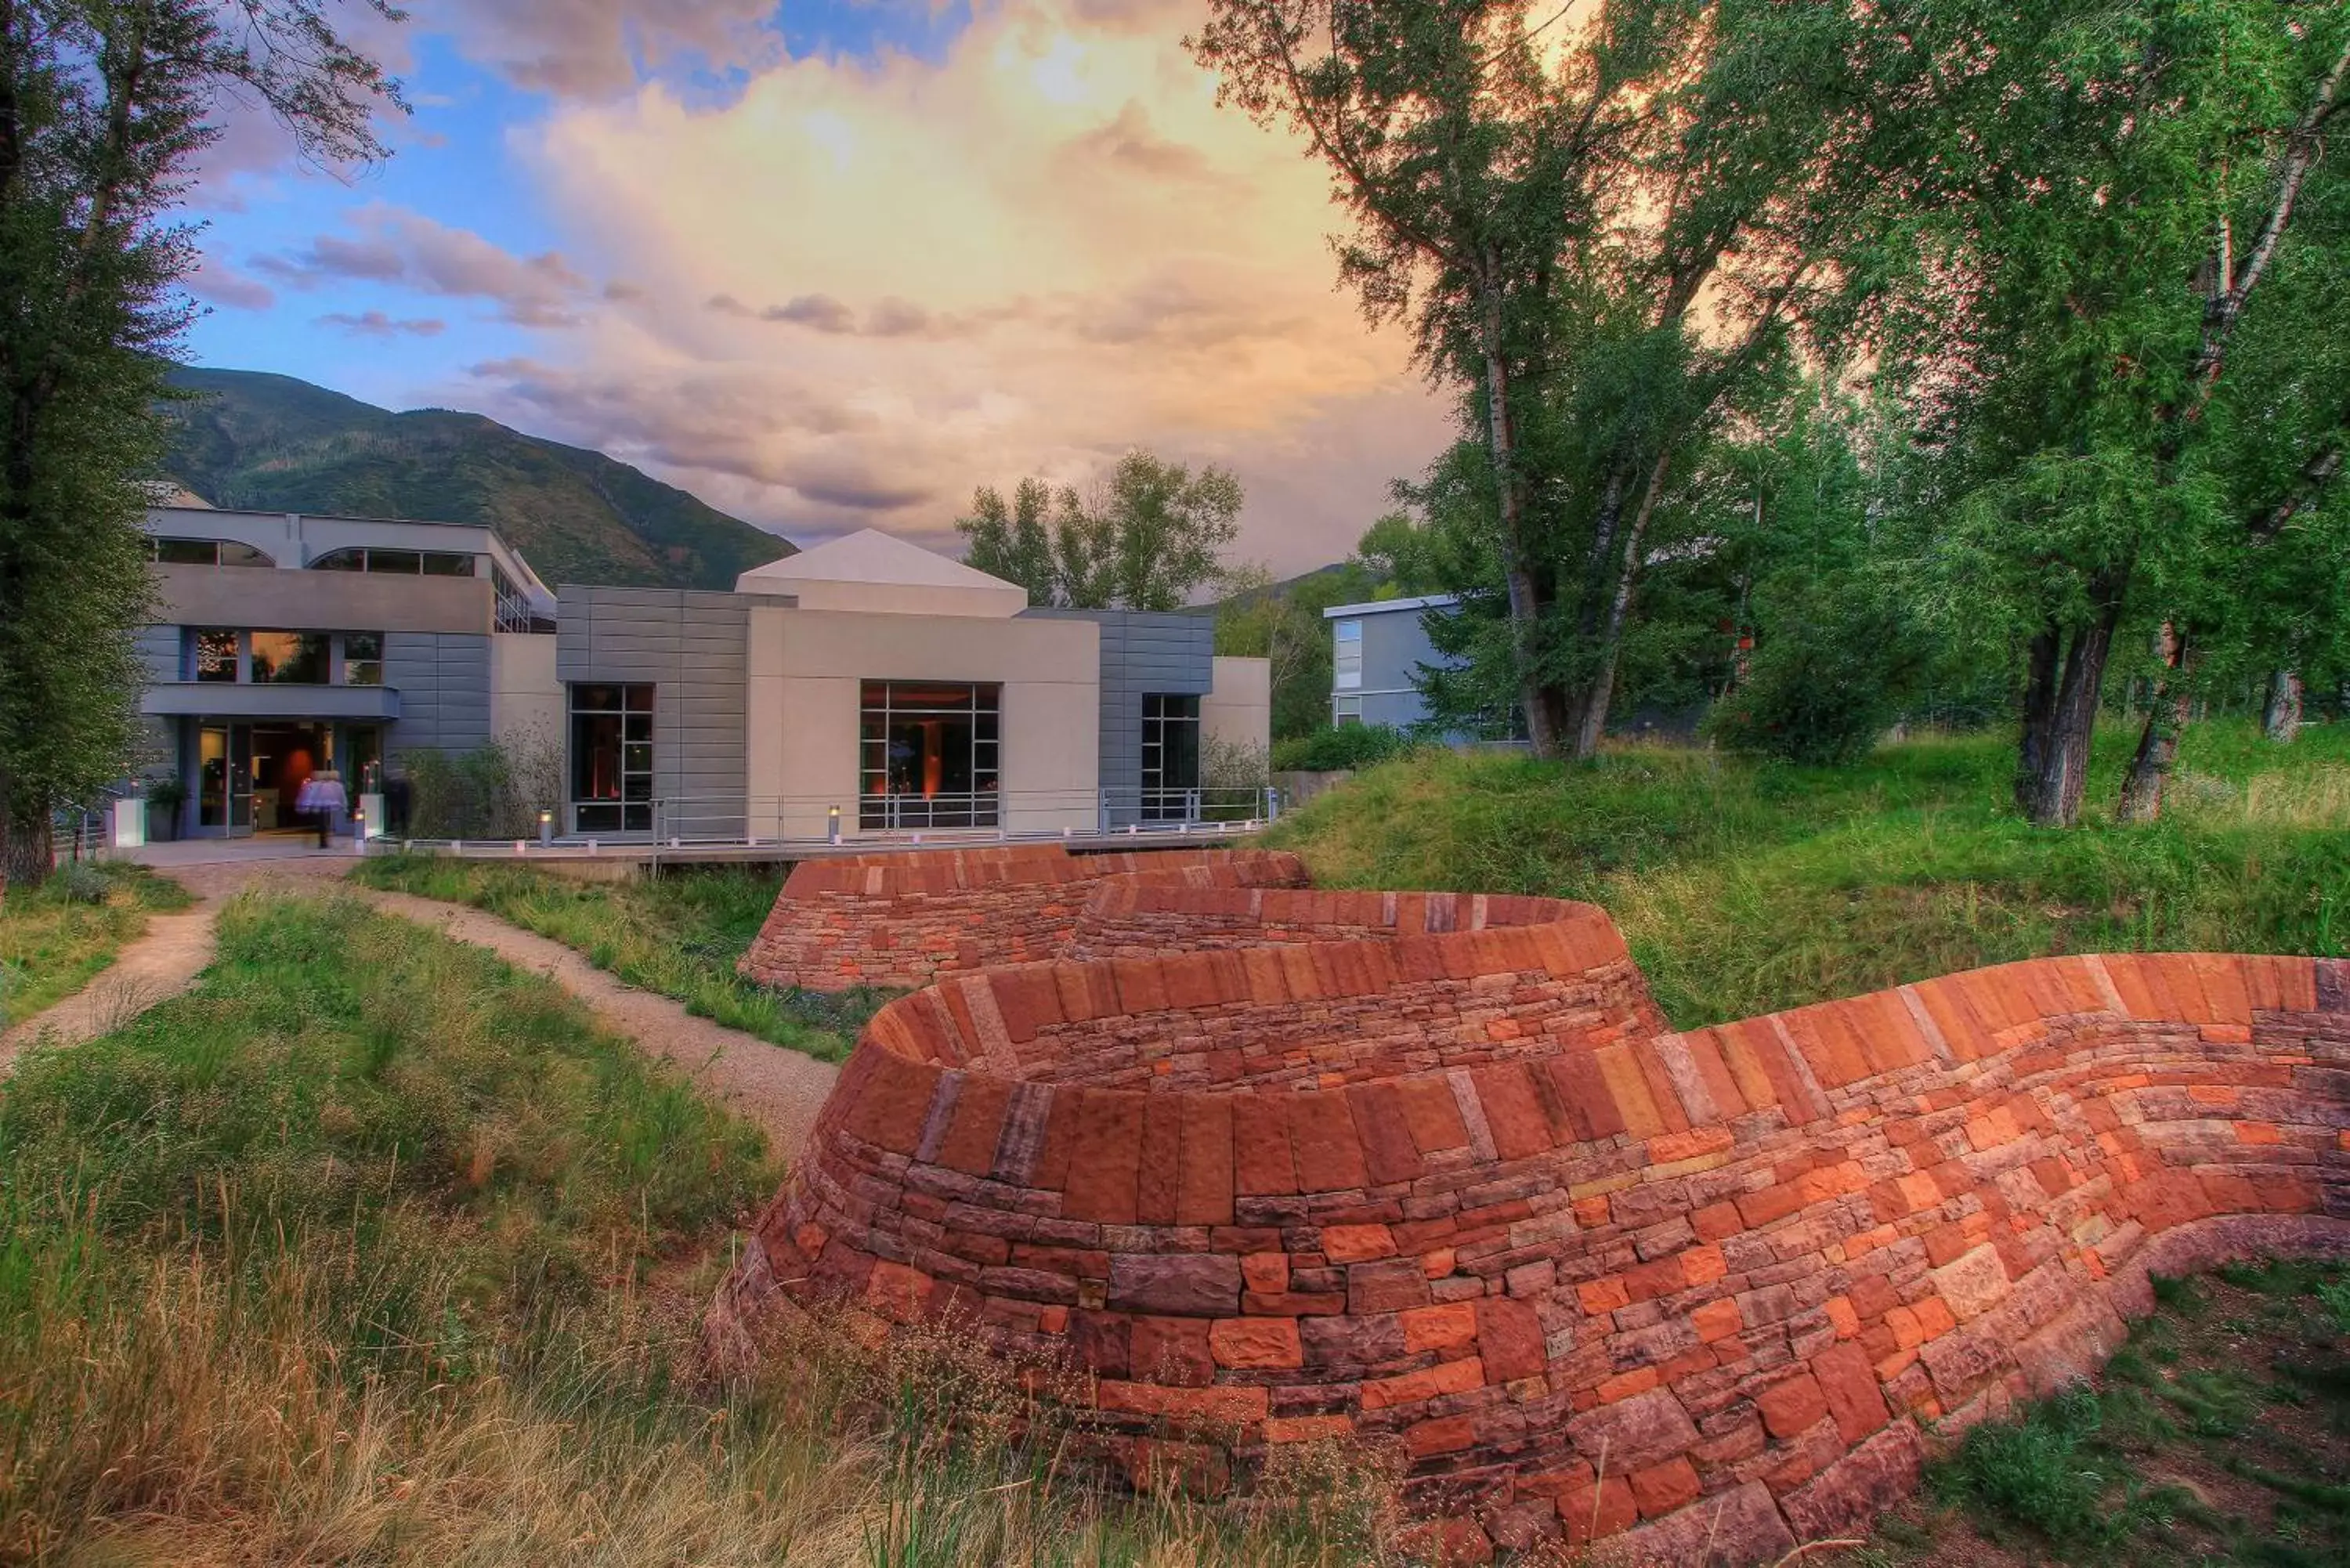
top-left (736, 529), bottom-right (1029, 617)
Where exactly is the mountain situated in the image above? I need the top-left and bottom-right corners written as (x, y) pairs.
top-left (161, 367), bottom-right (794, 591)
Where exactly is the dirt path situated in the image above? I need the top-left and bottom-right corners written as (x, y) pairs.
top-left (4, 855), bottom-right (841, 1156)
top-left (348, 887), bottom-right (841, 1154)
top-left (0, 854), bottom-right (352, 1069)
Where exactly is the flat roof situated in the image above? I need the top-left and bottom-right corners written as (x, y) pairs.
top-left (1323, 594), bottom-right (1459, 619)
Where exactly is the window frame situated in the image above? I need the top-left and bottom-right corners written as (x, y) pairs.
top-left (1334, 618), bottom-right (1364, 690)
top-left (859, 681), bottom-right (1002, 830)
top-left (1140, 692), bottom-right (1202, 822)
top-left (569, 683), bottom-right (655, 834)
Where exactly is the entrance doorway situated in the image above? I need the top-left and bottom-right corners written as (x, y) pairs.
top-left (248, 723), bottom-right (331, 833)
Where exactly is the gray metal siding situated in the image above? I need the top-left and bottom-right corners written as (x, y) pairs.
top-left (1338, 606), bottom-right (1454, 730)
top-left (384, 633), bottom-right (492, 755)
top-left (556, 588), bottom-right (748, 818)
top-left (1024, 609), bottom-right (1212, 815)
top-left (136, 625), bottom-right (181, 684)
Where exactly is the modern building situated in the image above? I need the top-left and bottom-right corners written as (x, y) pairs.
top-left (133, 507), bottom-right (1268, 841)
top-left (1325, 594), bottom-right (1465, 732)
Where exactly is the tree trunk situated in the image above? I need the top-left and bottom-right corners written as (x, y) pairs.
top-left (2017, 570), bottom-right (2128, 828)
top-left (2118, 625), bottom-right (2193, 823)
top-left (1571, 450), bottom-right (1672, 761)
top-left (0, 806), bottom-right (51, 894)
top-left (1480, 288), bottom-right (1563, 761)
top-left (2262, 668), bottom-right (2303, 744)
top-left (2015, 623), bottom-right (2061, 816)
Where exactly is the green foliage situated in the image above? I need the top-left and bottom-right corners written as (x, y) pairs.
top-left (1271, 725), bottom-right (1417, 775)
top-left (399, 728), bottom-right (565, 840)
top-left (164, 368), bottom-right (792, 591)
top-left (958, 450), bottom-right (1241, 612)
top-left (349, 856), bottom-right (869, 1060)
top-left (1214, 557), bottom-right (1388, 740)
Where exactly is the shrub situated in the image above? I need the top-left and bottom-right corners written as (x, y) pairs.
top-left (1705, 569), bottom-right (1925, 765)
top-left (400, 724), bottom-right (566, 840)
top-left (1271, 724), bottom-right (1416, 773)
top-left (52, 862), bottom-right (111, 905)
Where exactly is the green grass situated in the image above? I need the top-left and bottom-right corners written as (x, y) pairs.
top-left (0, 862), bottom-right (193, 1031)
top-left (0, 894), bottom-right (1411, 1564)
top-left (1894, 1261), bottom-right (2350, 1566)
top-left (1267, 721), bottom-right (2350, 1028)
top-left (348, 857), bottom-right (884, 1062)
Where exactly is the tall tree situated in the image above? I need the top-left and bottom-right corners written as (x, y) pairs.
top-left (0, 0), bottom-right (400, 891)
top-left (955, 450), bottom-right (1242, 611)
top-left (1885, 0), bottom-right (2350, 826)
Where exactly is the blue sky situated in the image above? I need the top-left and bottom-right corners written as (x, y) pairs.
top-left (176, 0), bottom-right (1445, 569)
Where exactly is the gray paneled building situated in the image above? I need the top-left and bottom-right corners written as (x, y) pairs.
top-left (132, 508), bottom-right (1270, 842)
top-left (1325, 594), bottom-right (1468, 734)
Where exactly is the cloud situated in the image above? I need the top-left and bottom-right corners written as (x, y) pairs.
top-left (320, 310), bottom-right (447, 338)
top-left (257, 205), bottom-right (593, 327)
top-left (183, 255), bottom-right (277, 310)
top-left (419, 0), bottom-right (782, 97)
top-left (414, 0), bottom-right (1450, 570)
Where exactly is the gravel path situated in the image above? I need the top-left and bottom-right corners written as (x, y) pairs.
top-left (3, 855), bottom-right (841, 1156)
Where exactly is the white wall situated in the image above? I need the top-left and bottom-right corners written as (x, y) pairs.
top-left (1203, 656), bottom-right (1272, 761)
top-left (490, 634), bottom-right (564, 745)
top-left (746, 607), bottom-right (1101, 839)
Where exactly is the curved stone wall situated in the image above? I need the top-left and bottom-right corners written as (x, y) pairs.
top-left (715, 852), bottom-right (2350, 1564)
top-left (736, 844), bottom-right (1311, 992)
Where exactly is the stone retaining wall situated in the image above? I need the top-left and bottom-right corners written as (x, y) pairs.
top-left (714, 851), bottom-right (2350, 1565)
top-left (736, 844), bottom-right (1310, 992)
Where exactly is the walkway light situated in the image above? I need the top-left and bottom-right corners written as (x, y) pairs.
top-left (829, 804), bottom-right (841, 845)
top-left (538, 809), bottom-right (553, 846)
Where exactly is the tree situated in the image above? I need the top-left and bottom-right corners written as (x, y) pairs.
top-left (955, 449), bottom-right (1242, 611)
top-left (0, 0), bottom-right (400, 891)
top-left (1880, 1), bottom-right (2350, 826)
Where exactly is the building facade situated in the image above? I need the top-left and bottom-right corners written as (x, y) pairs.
top-left (134, 509), bottom-right (1268, 841)
top-left (1324, 594), bottom-right (1465, 732)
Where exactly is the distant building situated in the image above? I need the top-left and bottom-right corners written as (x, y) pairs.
top-left (1325, 594), bottom-right (1466, 734)
top-left (132, 509), bottom-right (1268, 840)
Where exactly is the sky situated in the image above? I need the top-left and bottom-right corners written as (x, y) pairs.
top-left (181, 0), bottom-right (1455, 574)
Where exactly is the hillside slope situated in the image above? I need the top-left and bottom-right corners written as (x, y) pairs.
top-left (163, 367), bottom-right (793, 591)
top-left (1266, 724), bottom-right (2350, 1028)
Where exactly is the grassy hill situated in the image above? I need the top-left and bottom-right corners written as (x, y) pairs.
top-left (1266, 722), bottom-right (2350, 1030)
top-left (162, 367), bottom-right (794, 591)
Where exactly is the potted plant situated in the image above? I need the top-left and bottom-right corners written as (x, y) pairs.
top-left (145, 773), bottom-right (186, 841)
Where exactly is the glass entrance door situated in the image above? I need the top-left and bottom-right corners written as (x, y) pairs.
top-left (197, 722), bottom-right (255, 835)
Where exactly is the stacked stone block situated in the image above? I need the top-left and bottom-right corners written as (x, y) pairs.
top-left (712, 850), bottom-right (2350, 1565)
top-left (736, 844), bottom-right (1311, 992)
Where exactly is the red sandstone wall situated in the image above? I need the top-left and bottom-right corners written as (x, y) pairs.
top-left (713, 853), bottom-right (2350, 1566)
top-left (737, 845), bottom-right (1311, 992)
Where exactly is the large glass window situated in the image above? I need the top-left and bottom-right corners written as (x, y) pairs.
top-left (860, 681), bottom-right (1000, 829)
top-left (1141, 694), bottom-right (1201, 822)
top-left (344, 632), bottom-right (384, 686)
top-left (1334, 695), bottom-right (1364, 727)
top-left (191, 629), bottom-right (239, 683)
top-left (1334, 619), bottom-right (1363, 689)
top-left (571, 684), bottom-right (653, 833)
top-left (249, 630), bottom-right (330, 684)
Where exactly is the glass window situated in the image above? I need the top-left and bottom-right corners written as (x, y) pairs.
top-left (421, 552), bottom-right (473, 576)
top-left (1141, 694), bottom-right (1202, 822)
top-left (570, 684), bottom-right (654, 833)
top-left (191, 629), bottom-right (238, 683)
top-left (859, 681), bottom-right (1000, 829)
top-left (345, 632), bottom-right (384, 687)
top-left (366, 549), bottom-right (422, 575)
top-left (1334, 619), bottom-right (1363, 690)
top-left (154, 537), bottom-right (218, 565)
top-left (250, 630), bottom-right (330, 684)
top-left (1334, 695), bottom-right (1364, 727)
top-left (310, 548), bottom-right (363, 571)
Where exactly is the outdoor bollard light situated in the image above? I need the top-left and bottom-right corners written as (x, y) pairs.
top-left (829, 804), bottom-right (841, 845)
top-left (538, 809), bottom-right (553, 846)
top-left (513, 839), bottom-right (526, 854)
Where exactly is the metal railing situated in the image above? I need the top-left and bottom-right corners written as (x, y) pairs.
top-left (373, 784), bottom-right (1284, 858)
